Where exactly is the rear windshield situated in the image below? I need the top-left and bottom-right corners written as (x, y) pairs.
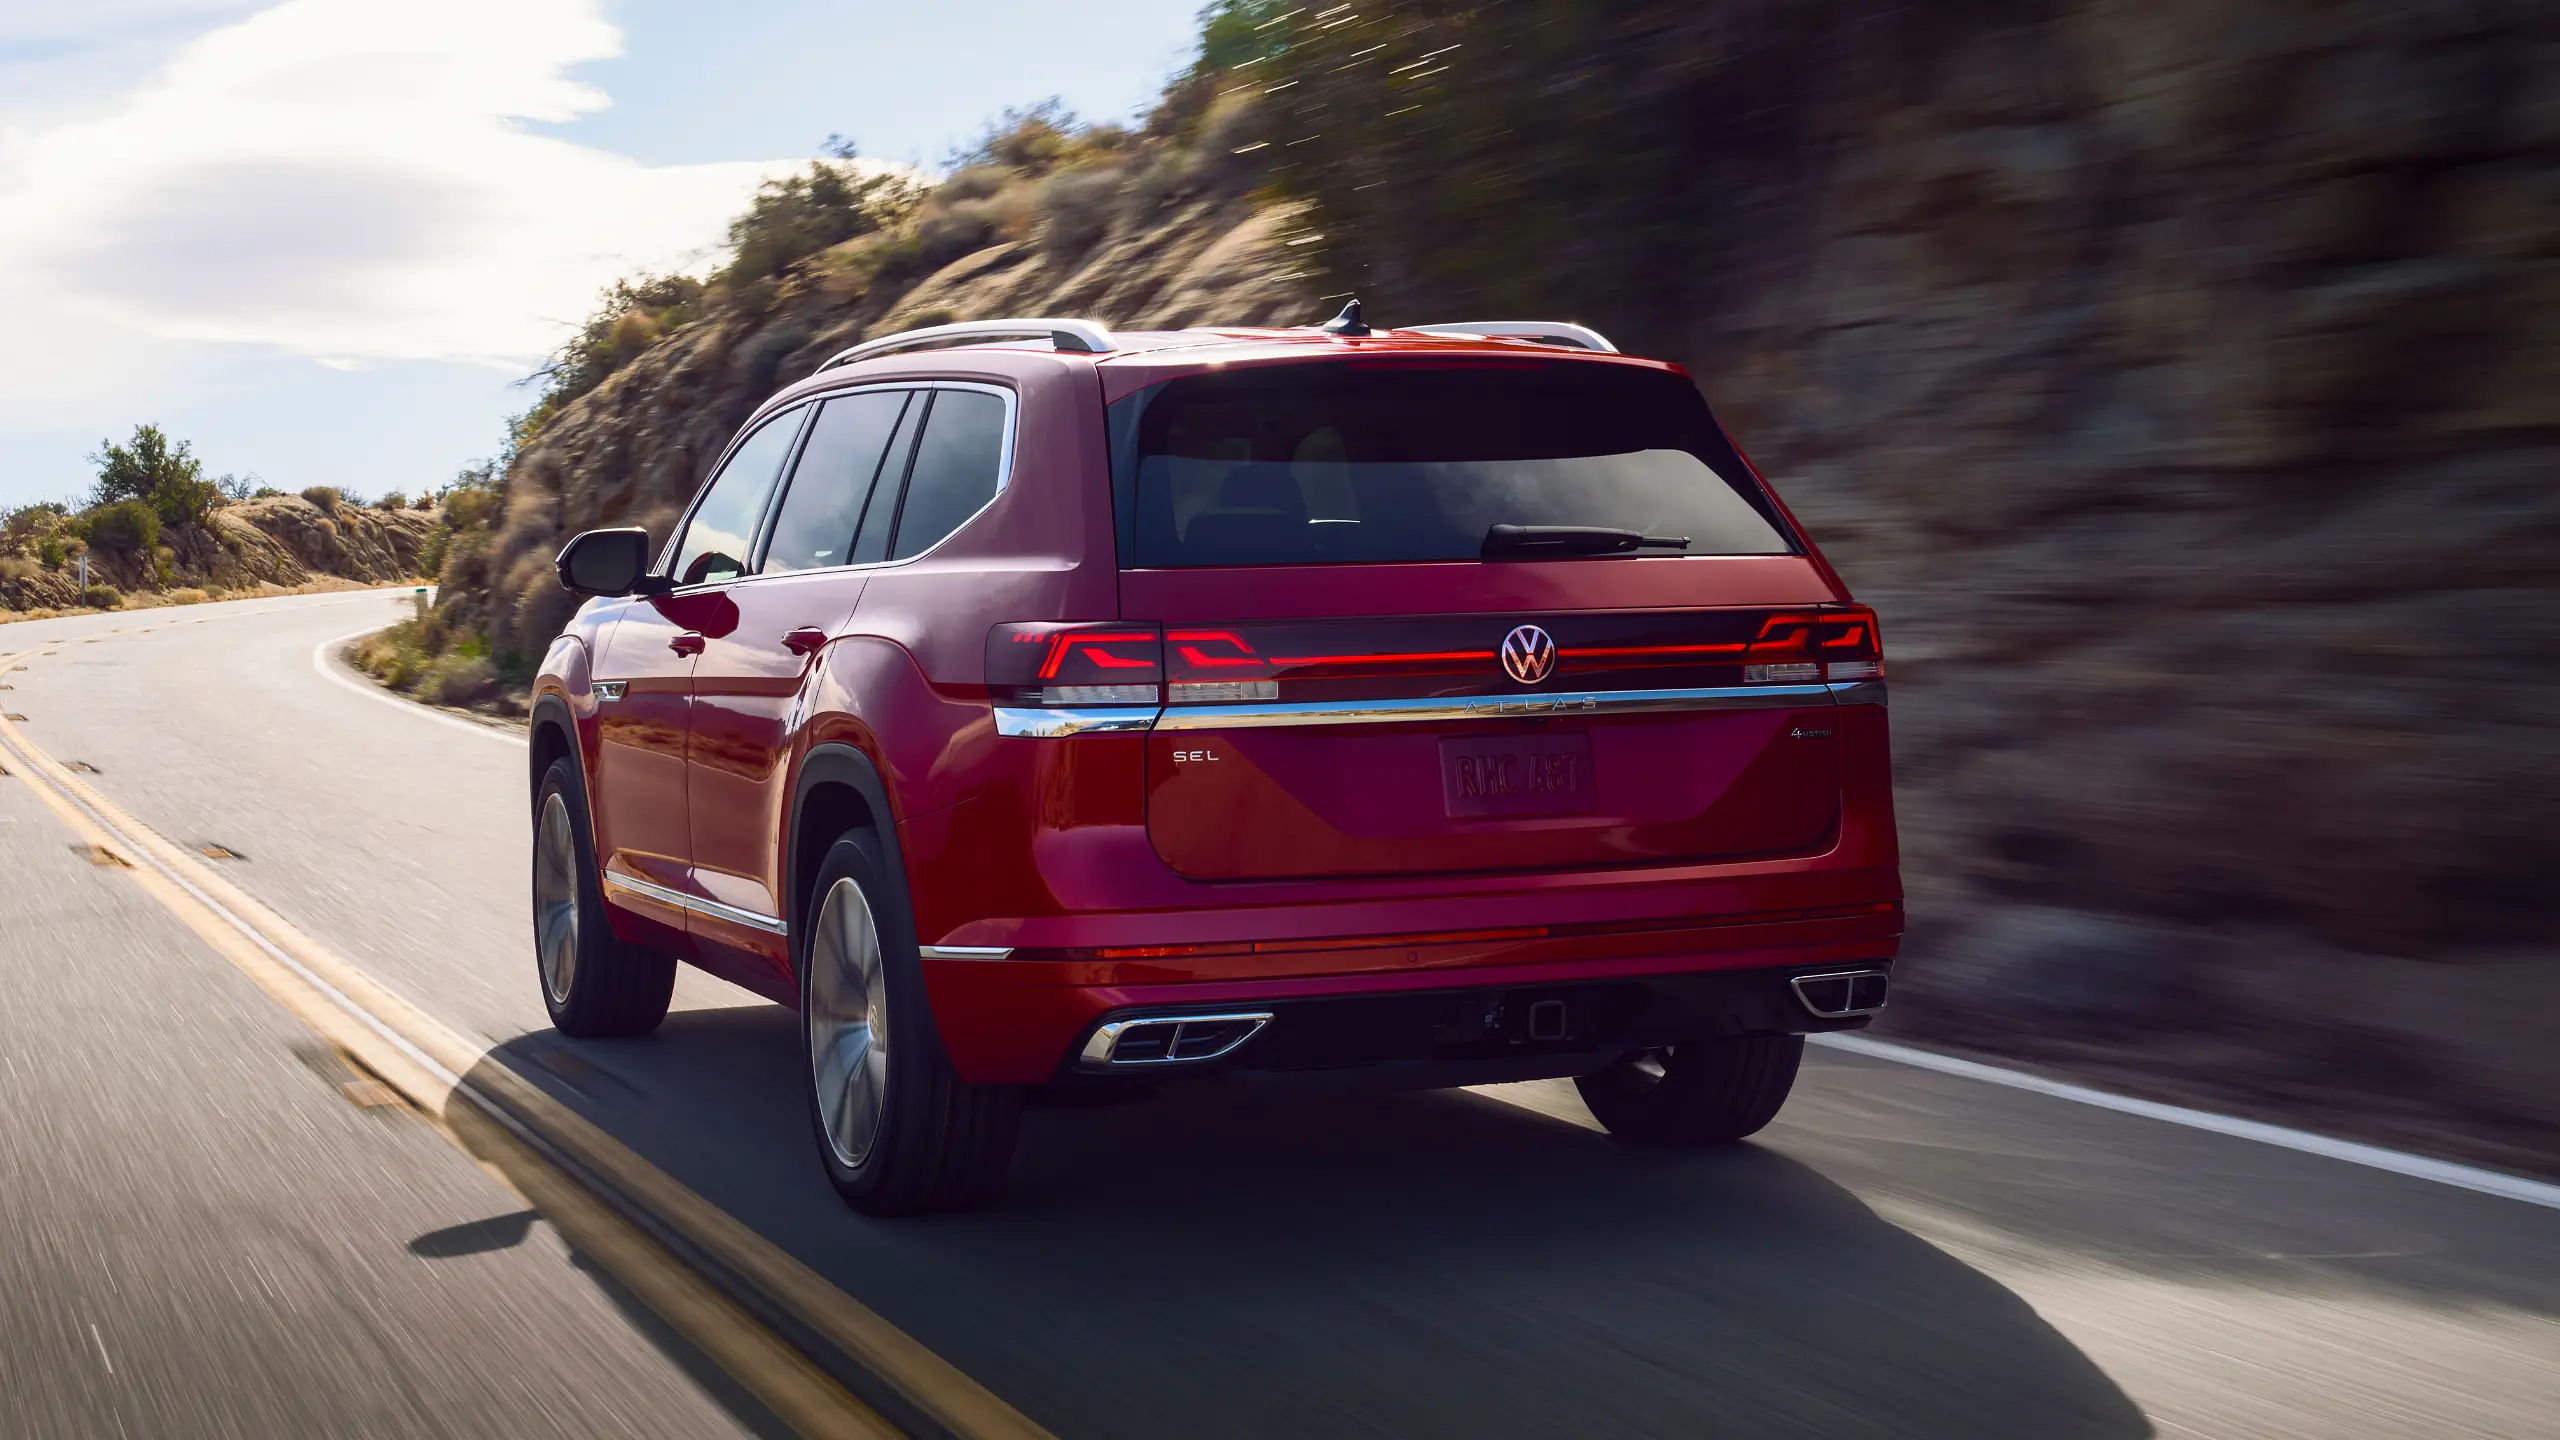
top-left (1108, 360), bottom-right (1796, 568)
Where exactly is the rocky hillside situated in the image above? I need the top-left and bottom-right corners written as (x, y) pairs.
top-left (1, 494), bottom-right (437, 612)
top-left (448, 0), bottom-right (2558, 1162)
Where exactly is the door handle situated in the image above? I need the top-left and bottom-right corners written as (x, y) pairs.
top-left (669, 631), bottom-right (705, 657)
top-left (781, 627), bottom-right (829, 657)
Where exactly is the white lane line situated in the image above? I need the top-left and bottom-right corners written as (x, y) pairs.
top-left (310, 626), bottom-right (527, 747)
top-left (1811, 1033), bottom-right (2560, 1211)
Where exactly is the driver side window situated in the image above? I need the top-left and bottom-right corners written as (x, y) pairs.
top-left (669, 410), bottom-right (802, 587)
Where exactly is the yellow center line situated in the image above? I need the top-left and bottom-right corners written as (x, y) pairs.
top-left (0, 640), bottom-right (1051, 1440)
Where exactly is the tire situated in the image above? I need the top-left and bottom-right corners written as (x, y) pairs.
top-left (531, 757), bottom-right (675, 1038)
top-left (800, 832), bottom-right (1021, 1215)
top-left (1574, 1033), bottom-right (1804, 1146)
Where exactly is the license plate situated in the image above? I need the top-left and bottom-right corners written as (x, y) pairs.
top-left (1441, 733), bottom-right (1595, 818)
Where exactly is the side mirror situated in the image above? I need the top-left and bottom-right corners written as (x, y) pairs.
top-left (555, 528), bottom-right (665, 597)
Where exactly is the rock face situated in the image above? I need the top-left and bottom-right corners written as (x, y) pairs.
top-left (1653, 0), bottom-right (2557, 1145)
top-left (199, 497), bottom-right (440, 588)
top-left (458, 0), bottom-right (2556, 1152)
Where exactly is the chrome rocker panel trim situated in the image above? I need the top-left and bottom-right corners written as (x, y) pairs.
top-left (603, 870), bottom-right (790, 937)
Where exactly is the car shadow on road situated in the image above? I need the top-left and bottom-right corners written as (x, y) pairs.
top-left (485, 1003), bottom-right (2152, 1440)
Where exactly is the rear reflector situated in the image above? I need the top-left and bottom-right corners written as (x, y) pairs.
top-left (1040, 684), bottom-right (1157, 704)
top-left (1169, 680), bottom-right (1277, 703)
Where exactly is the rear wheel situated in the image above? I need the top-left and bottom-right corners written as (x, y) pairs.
top-left (1575, 1034), bottom-right (1803, 1145)
top-left (531, 758), bottom-right (674, 1037)
top-left (801, 832), bottom-right (1021, 1214)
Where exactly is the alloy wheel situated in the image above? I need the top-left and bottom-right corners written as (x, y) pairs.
top-left (808, 877), bottom-right (891, 1169)
top-left (533, 791), bottom-right (581, 1004)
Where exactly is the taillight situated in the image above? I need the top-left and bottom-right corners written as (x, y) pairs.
top-left (1816, 605), bottom-right (1883, 682)
top-left (987, 623), bottom-right (1163, 706)
top-left (1740, 606), bottom-right (1883, 683)
top-left (1163, 628), bottom-right (1280, 703)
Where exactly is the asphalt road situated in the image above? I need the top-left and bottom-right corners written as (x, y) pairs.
top-left (2, 589), bottom-right (2554, 1438)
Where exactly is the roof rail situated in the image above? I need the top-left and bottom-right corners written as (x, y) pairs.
top-left (1406, 321), bottom-right (1619, 354)
top-left (819, 317), bottom-right (1116, 370)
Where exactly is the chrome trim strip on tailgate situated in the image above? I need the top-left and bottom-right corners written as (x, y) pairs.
top-left (603, 871), bottom-right (790, 937)
top-left (993, 706), bottom-right (1159, 738)
top-left (1150, 683), bottom-right (1836, 732)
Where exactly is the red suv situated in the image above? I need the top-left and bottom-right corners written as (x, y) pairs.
top-left (532, 307), bottom-right (1900, 1214)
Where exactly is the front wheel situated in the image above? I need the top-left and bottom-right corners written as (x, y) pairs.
top-left (532, 758), bottom-right (674, 1037)
top-left (1575, 1033), bottom-right (1804, 1146)
top-left (801, 832), bottom-right (1020, 1215)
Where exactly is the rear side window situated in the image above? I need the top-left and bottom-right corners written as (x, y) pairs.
top-left (760, 390), bottom-right (910, 574)
top-left (889, 389), bottom-right (1009, 560)
top-left (671, 409), bottom-right (802, 586)
top-left (1110, 362), bottom-right (1795, 568)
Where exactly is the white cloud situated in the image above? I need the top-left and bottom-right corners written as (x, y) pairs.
top-left (0, 0), bottom-right (804, 401)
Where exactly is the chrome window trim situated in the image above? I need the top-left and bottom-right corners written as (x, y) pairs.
top-left (1149, 683), bottom-right (1836, 732)
top-left (654, 381), bottom-right (1020, 595)
top-left (603, 870), bottom-right (790, 937)
top-left (1827, 680), bottom-right (1888, 708)
top-left (993, 706), bottom-right (1161, 738)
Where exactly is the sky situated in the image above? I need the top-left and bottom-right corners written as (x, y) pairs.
top-left (0, 0), bottom-right (1208, 510)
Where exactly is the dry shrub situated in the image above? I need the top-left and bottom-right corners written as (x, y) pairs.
top-left (935, 165), bottom-right (1015, 205)
top-left (80, 583), bottom-right (122, 609)
top-left (163, 587), bottom-right (209, 606)
top-left (425, 655), bottom-right (500, 706)
top-left (1037, 165), bottom-right (1128, 262)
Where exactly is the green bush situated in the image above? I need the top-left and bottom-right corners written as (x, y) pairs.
top-left (36, 536), bottom-right (65, 569)
top-left (721, 151), bottom-right (920, 290)
top-left (79, 583), bottom-right (121, 609)
top-left (89, 424), bottom-right (224, 528)
top-left (301, 486), bottom-right (342, 515)
top-left (83, 499), bottom-right (160, 555)
top-left (374, 491), bottom-right (408, 510)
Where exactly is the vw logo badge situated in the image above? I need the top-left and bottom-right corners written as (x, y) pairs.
top-left (1499, 624), bottom-right (1558, 686)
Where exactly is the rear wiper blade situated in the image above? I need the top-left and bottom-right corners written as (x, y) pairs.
top-left (1482, 524), bottom-right (1692, 559)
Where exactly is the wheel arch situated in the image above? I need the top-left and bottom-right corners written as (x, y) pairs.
top-left (787, 744), bottom-right (913, 981)
top-left (527, 691), bottom-right (579, 801)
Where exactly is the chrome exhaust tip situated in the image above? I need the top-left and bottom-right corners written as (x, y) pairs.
top-left (1078, 1012), bottom-right (1274, 1069)
top-left (1790, 969), bottom-right (1890, 1020)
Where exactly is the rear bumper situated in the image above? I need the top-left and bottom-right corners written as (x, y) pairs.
top-left (920, 907), bottom-right (1901, 1085)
